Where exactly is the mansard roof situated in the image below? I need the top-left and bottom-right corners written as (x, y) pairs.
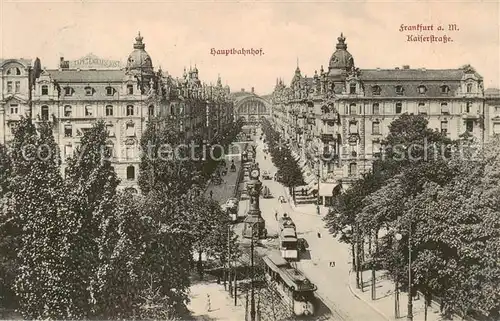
top-left (45, 69), bottom-right (127, 83)
top-left (359, 68), bottom-right (481, 82)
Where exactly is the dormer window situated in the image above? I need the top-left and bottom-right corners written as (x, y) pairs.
top-left (64, 87), bottom-right (73, 96)
top-left (349, 83), bottom-right (356, 94)
top-left (106, 86), bottom-right (114, 96)
top-left (372, 85), bottom-right (381, 95)
top-left (440, 85), bottom-right (450, 94)
top-left (395, 85), bottom-right (404, 95)
top-left (418, 85), bottom-right (427, 94)
top-left (127, 84), bottom-right (134, 95)
top-left (466, 83), bottom-right (473, 93)
top-left (41, 85), bottom-right (48, 95)
top-left (85, 86), bottom-right (93, 96)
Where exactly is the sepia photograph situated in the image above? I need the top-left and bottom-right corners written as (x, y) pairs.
top-left (0, 0), bottom-right (499, 320)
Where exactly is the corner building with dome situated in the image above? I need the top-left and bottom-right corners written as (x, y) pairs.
top-left (1, 33), bottom-right (234, 193)
top-left (270, 33), bottom-right (500, 206)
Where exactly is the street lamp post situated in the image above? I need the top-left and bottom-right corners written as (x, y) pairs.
top-left (250, 224), bottom-right (256, 321)
top-left (407, 225), bottom-right (413, 321)
top-left (316, 156), bottom-right (321, 215)
top-left (395, 232), bottom-right (402, 319)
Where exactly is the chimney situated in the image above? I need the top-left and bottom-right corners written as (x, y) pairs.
top-left (251, 87), bottom-right (254, 93)
top-left (241, 88), bottom-right (245, 92)
top-left (395, 67), bottom-right (400, 70)
top-left (403, 65), bottom-right (410, 69)
top-left (421, 68), bottom-right (426, 71)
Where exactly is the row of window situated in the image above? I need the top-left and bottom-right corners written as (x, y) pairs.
top-left (40, 84), bottom-right (136, 96)
top-left (345, 102), bottom-right (473, 115)
top-left (6, 67), bottom-right (22, 75)
top-left (38, 105), bottom-right (155, 120)
top-left (348, 84), bottom-right (473, 96)
top-left (63, 163), bottom-right (136, 180)
top-left (63, 123), bottom-right (136, 138)
top-left (6, 81), bottom-right (21, 93)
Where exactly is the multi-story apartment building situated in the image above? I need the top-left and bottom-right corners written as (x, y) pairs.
top-left (0, 58), bottom-right (32, 144)
top-left (271, 33), bottom-right (492, 205)
top-left (1, 33), bottom-right (234, 193)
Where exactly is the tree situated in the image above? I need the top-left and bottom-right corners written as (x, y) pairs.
top-left (12, 120), bottom-right (82, 319)
top-left (0, 142), bottom-right (16, 309)
top-left (63, 120), bottom-right (121, 317)
top-left (138, 118), bottom-right (199, 196)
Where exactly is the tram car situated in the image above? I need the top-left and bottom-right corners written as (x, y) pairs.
top-left (262, 252), bottom-right (317, 316)
top-left (278, 214), bottom-right (298, 260)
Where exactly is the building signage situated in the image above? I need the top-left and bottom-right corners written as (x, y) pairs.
top-left (68, 53), bottom-right (122, 69)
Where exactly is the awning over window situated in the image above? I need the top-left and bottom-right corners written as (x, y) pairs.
top-left (318, 182), bottom-right (341, 196)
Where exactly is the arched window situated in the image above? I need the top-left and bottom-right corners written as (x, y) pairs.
top-left (127, 84), bottom-right (134, 95)
top-left (372, 85), bottom-right (381, 95)
top-left (395, 85), bottom-right (404, 95)
top-left (64, 105), bottom-right (72, 117)
top-left (84, 86), bottom-right (94, 96)
top-left (126, 165), bottom-right (135, 180)
top-left (41, 105), bottom-right (49, 120)
top-left (349, 162), bottom-right (357, 176)
top-left (395, 102), bottom-right (402, 114)
top-left (372, 103), bottom-right (380, 114)
top-left (466, 83), bottom-right (473, 93)
top-left (349, 83), bottom-right (356, 94)
top-left (41, 85), bottom-right (48, 95)
top-left (148, 105), bottom-right (155, 117)
top-left (15, 68), bottom-right (21, 75)
top-left (418, 103), bottom-right (427, 114)
top-left (106, 105), bottom-right (113, 116)
top-left (418, 85), bottom-right (427, 94)
top-left (349, 104), bottom-right (357, 115)
top-left (127, 105), bottom-right (134, 116)
top-left (440, 85), bottom-right (450, 94)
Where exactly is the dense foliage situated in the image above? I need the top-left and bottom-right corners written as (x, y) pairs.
top-left (324, 113), bottom-right (500, 319)
top-left (0, 116), bottom-right (241, 319)
top-left (261, 118), bottom-right (304, 189)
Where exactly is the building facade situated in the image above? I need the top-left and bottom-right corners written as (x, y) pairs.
top-left (271, 33), bottom-right (493, 205)
top-left (1, 33), bottom-right (234, 192)
top-left (0, 58), bottom-right (32, 144)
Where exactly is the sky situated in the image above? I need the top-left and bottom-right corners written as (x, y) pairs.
top-left (1, 0), bottom-right (499, 95)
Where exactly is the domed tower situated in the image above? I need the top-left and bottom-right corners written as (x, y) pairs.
top-left (126, 32), bottom-right (154, 77)
top-left (328, 33), bottom-right (354, 75)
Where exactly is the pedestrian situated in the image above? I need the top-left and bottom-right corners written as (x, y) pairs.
top-left (206, 294), bottom-right (212, 312)
top-left (301, 188), bottom-right (305, 196)
top-left (210, 190), bottom-right (213, 198)
top-left (275, 211), bottom-right (278, 221)
top-left (317, 231), bottom-right (321, 238)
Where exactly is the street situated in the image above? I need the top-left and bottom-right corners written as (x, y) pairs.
top-left (250, 130), bottom-right (387, 321)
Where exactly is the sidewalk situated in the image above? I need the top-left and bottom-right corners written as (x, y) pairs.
top-left (348, 269), bottom-right (460, 321)
top-left (283, 186), bottom-right (329, 216)
top-left (188, 281), bottom-right (246, 321)
top-left (205, 155), bottom-right (242, 204)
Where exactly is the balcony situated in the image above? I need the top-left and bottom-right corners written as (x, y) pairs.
top-left (320, 112), bottom-right (337, 121)
top-left (462, 112), bottom-right (479, 120)
top-left (320, 133), bottom-right (335, 142)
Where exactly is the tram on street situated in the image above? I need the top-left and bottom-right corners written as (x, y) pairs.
top-left (262, 252), bottom-right (317, 317)
top-left (278, 214), bottom-right (298, 260)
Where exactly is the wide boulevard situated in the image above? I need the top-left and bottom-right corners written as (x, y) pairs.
top-left (247, 127), bottom-right (387, 321)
